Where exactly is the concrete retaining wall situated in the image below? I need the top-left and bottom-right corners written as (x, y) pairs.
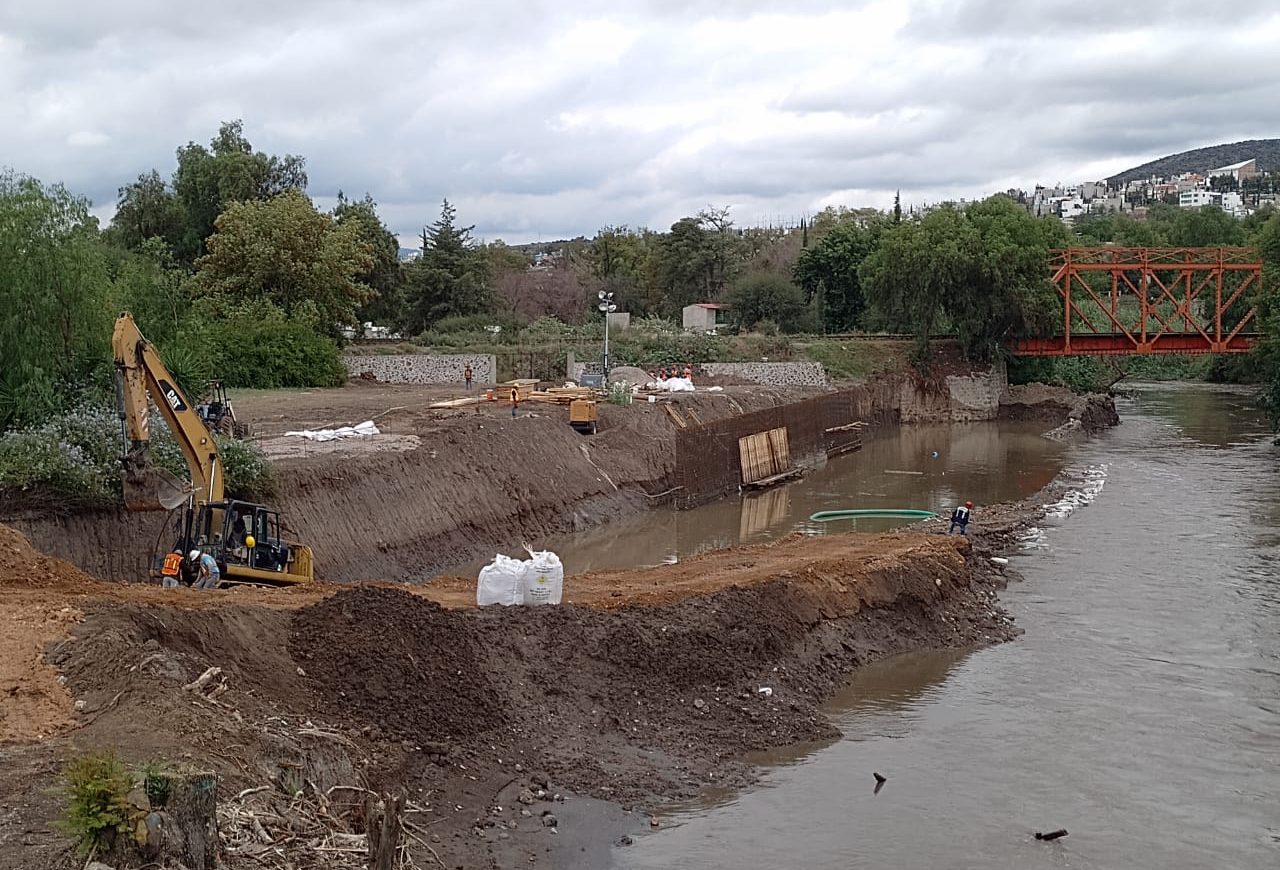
top-left (343, 353), bottom-right (497, 385)
top-left (699, 362), bottom-right (828, 387)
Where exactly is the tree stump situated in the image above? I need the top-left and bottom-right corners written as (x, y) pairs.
top-left (113, 771), bottom-right (221, 870)
top-left (365, 792), bottom-right (404, 870)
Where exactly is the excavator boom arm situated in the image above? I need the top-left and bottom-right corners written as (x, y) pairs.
top-left (112, 314), bottom-right (223, 509)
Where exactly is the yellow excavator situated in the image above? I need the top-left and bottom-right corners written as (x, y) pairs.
top-left (112, 313), bottom-right (315, 586)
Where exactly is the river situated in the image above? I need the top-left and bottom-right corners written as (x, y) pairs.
top-left (456, 418), bottom-right (1070, 577)
top-left (605, 383), bottom-right (1280, 869)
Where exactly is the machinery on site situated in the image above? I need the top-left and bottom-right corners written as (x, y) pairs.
top-left (112, 313), bottom-right (315, 587)
top-left (195, 379), bottom-right (250, 438)
top-left (568, 398), bottom-right (598, 435)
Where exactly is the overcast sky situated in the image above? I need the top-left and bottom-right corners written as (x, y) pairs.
top-left (3, 0), bottom-right (1279, 245)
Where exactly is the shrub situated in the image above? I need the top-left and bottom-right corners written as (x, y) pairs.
top-left (216, 435), bottom-right (276, 501)
top-left (206, 319), bottom-right (347, 389)
top-left (59, 752), bottom-right (133, 856)
top-left (0, 404), bottom-right (274, 511)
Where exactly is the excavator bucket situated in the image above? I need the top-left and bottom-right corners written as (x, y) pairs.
top-left (122, 453), bottom-right (191, 511)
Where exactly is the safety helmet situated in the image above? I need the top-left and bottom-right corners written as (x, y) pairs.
top-left (965, 501), bottom-right (974, 507)
top-left (188, 549), bottom-right (200, 562)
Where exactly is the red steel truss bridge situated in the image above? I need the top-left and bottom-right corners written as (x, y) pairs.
top-left (1010, 247), bottom-right (1263, 356)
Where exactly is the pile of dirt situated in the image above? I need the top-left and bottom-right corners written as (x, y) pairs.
top-left (0, 523), bottom-right (102, 591)
top-left (1001, 383), bottom-right (1119, 434)
top-left (290, 587), bottom-right (503, 740)
top-left (605, 365), bottom-right (652, 386)
top-left (0, 600), bottom-right (78, 743)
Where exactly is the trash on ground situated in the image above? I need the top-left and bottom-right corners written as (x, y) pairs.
top-left (284, 420), bottom-right (379, 441)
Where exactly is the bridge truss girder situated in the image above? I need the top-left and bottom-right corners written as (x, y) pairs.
top-left (1010, 247), bottom-right (1262, 357)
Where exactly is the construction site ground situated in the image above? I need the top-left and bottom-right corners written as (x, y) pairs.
top-left (0, 376), bottom-right (1112, 869)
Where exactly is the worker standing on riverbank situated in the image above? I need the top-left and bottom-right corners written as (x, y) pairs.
top-left (949, 501), bottom-right (973, 535)
top-left (464, 364), bottom-right (473, 391)
top-left (511, 385), bottom-right (519, 418)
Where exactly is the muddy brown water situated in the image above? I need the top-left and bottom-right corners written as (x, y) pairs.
top-left (450, 419), bottom-right (1069, 576)
top-left (603, 384), bottom-right (1280, 869)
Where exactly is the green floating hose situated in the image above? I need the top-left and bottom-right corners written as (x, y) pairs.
top-left (809, 509), bottom-right (937, 522)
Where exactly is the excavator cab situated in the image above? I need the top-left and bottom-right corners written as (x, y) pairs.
top-left (160, 499), bottom-right (314, 587)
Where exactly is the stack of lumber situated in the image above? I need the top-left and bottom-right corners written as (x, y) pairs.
top-left (428, 395), bottom-right (490, 409)
top-left (528, 386), bottom-right (597, 405)
top-left (495, 379), bottom-right (539, 404)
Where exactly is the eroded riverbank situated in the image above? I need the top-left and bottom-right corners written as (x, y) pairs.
top-left (613, 383), bottom-right (1280, 870)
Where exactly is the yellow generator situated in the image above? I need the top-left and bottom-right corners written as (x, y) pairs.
top-left (569, 399), bottom-right (598, 435)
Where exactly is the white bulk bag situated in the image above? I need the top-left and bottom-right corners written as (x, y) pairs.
top-left (477, 554), bottom-right (526, 606)
top-left (522, 549), bottom-right (564, 606)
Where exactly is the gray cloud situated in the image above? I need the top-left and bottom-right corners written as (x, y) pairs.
top-left (1, 0), bottom-right (1277, 244)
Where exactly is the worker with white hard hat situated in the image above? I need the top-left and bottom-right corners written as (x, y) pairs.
top-left (189, 549), bottom-right (221, 590)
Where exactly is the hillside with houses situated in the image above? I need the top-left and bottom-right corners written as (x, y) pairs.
top-left (1028, 141), bottom-right (1280, 226)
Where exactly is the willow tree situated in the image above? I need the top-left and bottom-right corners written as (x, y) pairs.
top-left (859, 196), bottom-right (1064, 362)
top-left (0, 172), bottom-right (110, 429)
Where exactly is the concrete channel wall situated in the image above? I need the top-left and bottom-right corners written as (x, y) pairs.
top-left (344, 353), bottom-right (497, 385)
top-left (672, 364), bottom-right (1008, 506)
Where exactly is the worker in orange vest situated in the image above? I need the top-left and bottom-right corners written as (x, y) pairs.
top-left (684, 364), bottom-right (693, 380)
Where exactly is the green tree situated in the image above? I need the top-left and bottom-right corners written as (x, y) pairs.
top-left (1167, 206), bottom-right (1245, 246)
top-left (104, 169), bottom-right (186, 253)
top-left (193, 189), bottom-right (373, 334)
top-left (171, 120), bottom-right (307, 264)
top-left (792, 217), bottom-right (885, 332)
top-left (402, 200), bottom-right (489, 333)
top-left (0, 172), bottom-right (111, 429)
top-left (648, 209), bottom-right (742, 317)
top-left (860, 196), bottom-right (1063, 362)
top-left (107, 238), bottom-right (190, 346)
top-left (726, 273), bottom-right (806, 332)
top-left (333, 192), bottom-right (405, 329)
top-left (1251, 212), bottom-right (1280, 426)
top-left (583, 225), bottom-right (650, 312)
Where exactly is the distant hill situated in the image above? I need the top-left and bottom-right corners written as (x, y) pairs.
top-left (1106, 139), bottom-right (1280, 185)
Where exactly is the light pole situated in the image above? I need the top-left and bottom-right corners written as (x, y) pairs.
top-left (597, 291), bottom-right (616, 380)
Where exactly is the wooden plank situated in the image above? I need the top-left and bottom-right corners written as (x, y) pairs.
top-left (739, 433), bottom-right (764, 483)
top-left (428, 396), bottom-right (490, 409)
top-left (742, 467), bottom-right (803, 491)
top-left (766, 427), bottom-right (789, 476)
top-left (826, 438), bottom-right (863, 458)
top-left (664, 404), bottom-right (688, 429)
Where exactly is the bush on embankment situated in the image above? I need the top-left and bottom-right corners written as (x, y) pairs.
top-left (0, 404), bottom-right (275, 513)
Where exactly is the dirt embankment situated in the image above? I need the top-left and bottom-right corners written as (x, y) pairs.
top-left (1000, 382), bottom-right (1119, 435)
top-left (6, 384), bottom-right (816, 584)
top-left (0, 525), bottom-right (1017, 870)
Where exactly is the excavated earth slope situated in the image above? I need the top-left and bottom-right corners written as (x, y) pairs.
top-left (0, 525), bottom-right (1016, 869)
